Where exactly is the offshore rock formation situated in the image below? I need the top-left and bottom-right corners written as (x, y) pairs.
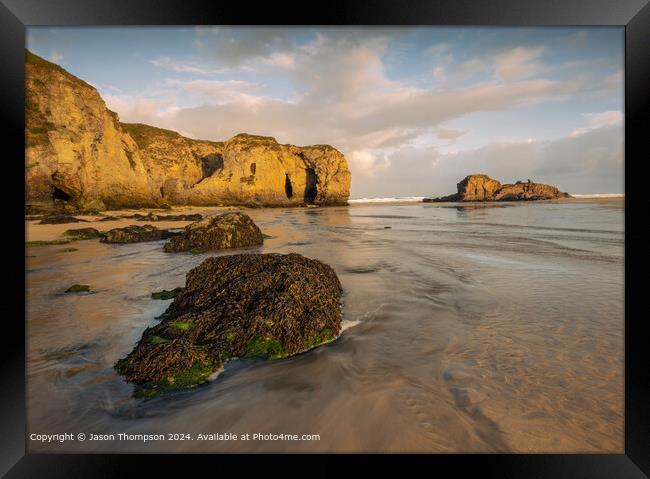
top-left (115, 253), bottom-right (343, 396)
top-left (163, 213), bottom-right (264, 253)
top-left (424, 175), bottom-right (571, 202)
top-left (25, 51), bottom-right (351, 211)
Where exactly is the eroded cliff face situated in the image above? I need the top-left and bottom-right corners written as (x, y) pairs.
top-left (425, 174), bottom-right (571, 202)
top-left (25, 51), bottom-right (351, 210)
top-left (165, 134), bottom-right (351, 206)
top-left (25, 51), bottom-right (158, 210)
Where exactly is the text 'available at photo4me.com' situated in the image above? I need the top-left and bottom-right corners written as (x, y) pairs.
top-left (30, 432), bottom-right (322, 444)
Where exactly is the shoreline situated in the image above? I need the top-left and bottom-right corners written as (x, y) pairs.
top-left (25, 197), bottom-right (624, 243)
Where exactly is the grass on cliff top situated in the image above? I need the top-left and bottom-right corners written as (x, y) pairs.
top-left (25, 50), bottom-right (96, 92)
top-left (122, 123), bottom-right (182, 142)
top-left (122, 123), bottom-right (223, 149)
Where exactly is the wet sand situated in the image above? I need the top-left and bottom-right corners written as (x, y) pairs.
top-left (26, 199), bottom-right (624, 452)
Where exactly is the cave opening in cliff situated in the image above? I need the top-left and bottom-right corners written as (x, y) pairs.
top-left (285, 174), bottom-right (293, 199)
top-left (52, 186), bottom-right (71, 203)
top-left (304, 168), bottom-right (318, 203)
top-left (201, 153), bottom-right (224, 179)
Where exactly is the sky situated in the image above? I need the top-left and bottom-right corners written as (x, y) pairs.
top-left (27, 27), bottom-right (624, 197)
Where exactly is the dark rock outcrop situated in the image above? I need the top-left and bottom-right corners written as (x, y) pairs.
top-left (115, 253), bottom-right (343, 396)
top-left (39, 214), bottom-right (88, 224)
top-left (163, 212), bottom-right (263, 253)
top-left (100, 224), bottom-right (180, 244)
top-left (63, 227), bottom-right (102, 240)
top-left (424, 175), bottom-right (571, 202)
top-left (121, 212), bottom-right (203, 222)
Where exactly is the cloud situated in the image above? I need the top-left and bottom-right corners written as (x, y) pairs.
top-left (163, 78), bottom-right (261, 105)
top-left (352, 124), bottom-right (622, 198)
top-left (460, 58), bottom-right (489, 77)
top-left (149, 57), bottom-right (217, 75)
top-left (586, 110), bottom-right (623, 129)
top-left (103, 93), bottom-right (176, 125)
top-left (50, 51), bottom-right (63, 63)
top-left (194, 27), bottom-right (295, 68)
top-left (570, 110), bottom-right (622, 137)
top-left (348, 150), bottom-right (388, 177)
top-left (433, 66), bottom-right (446, 82)
top-left (428, 43), bottom-right (451, 55)
top-left (495, 46), bottom-right (546, 81)
top-left (97, 28), bottom-right (622, 196)
top-left (435, 127), bottom-right (468, 140)
top-left (262, 52), bottom-right (296, 70)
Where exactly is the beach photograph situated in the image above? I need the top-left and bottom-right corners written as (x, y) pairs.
top-left (25, 26), bottom-right (624, 453)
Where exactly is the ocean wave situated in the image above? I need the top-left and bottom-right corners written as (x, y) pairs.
top-left (570, 194), bottom-right (624, 198)
top-left (348, 197), bottom-right (424, 204)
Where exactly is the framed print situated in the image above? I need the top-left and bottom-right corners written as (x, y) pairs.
top-left (1, 0), bottom-right (649, 476)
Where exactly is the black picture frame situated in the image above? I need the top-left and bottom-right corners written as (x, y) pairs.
top-left (2, 0), bottom-right (648, 476)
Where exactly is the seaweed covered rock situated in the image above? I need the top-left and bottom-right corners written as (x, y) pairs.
top-left (115, 253), bottom-right (343, 396)
top-left (63, 227), bottom-right (102, 240)
top-left (122, 212), bottom-right (203, 222)
top-left (39, 214), bottom-right (87, 225)
top-left (101, 224), bottom-right (179, 244)
top-left (163, 212), bottom-right (263, 253)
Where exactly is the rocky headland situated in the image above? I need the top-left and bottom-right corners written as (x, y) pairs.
top-left (424, 174), bottom-right (571, 202)
top-left (25, 50), bottom-right (351, 212)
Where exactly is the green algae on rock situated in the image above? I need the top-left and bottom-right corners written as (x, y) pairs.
top-left (151, 287), bottom-right (184, 300)
top-left (65, 284), bottom-right (91, 293)
top-left (101, 224), bottom-right (180, 244)
top-left (115, 253), bottom-right (343, 396)
top-left (163, 212), bottom-right (263, 253)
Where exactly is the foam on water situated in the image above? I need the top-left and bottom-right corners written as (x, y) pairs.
top-left (570, 193), bottom-right (624, 198)
top-left (349, 197), bottom-right (424, 204)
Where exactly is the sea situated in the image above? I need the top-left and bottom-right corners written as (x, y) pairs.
top-left (26, 197), bottom-right (624, 452)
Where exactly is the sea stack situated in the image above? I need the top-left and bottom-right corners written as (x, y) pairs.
top-left (424, 175), bottom-right (571, 202)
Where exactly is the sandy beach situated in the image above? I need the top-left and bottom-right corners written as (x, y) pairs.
top-left (26, 198), bottom-right (624, 453)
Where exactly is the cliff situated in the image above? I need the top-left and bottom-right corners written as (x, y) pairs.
top-left (25, 51), bottom-right (351, 210)
top-left (424, 174), bottom-right (571, 202)
top-left (25, 51), bottom-right (158, 210)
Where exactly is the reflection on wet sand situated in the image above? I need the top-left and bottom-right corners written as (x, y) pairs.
top-left (26, 199), bottom-right (623, 452)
